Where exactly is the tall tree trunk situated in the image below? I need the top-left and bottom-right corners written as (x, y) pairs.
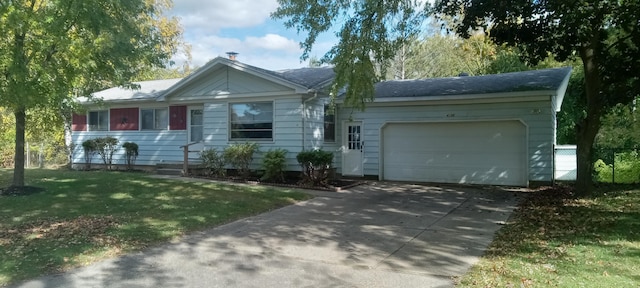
top-left (575, 114), bottom-right (601, 196)
top-left (13, 107), bottom-right (26, 188)
top-left (575, 44), bottom-right (603, 196)
top-left (61, 110), bottom-right (74, 167)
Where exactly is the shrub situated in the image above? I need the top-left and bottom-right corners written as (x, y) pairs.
top-left (594, 151), bottom-right (640, 183)
top-left (261, 148), bottom-right (288, 182)
top-left (82, 139), bottom-right (97, 169)
top-left (122, 142), bottom-right (139, 170)
top-left (200, 148), bottom-right (226, 178)
top-left (224, 142), bottom-right (259, 179)
top-left (94, 137), bottom-right (119, 170)
top-left (296, 149), bottom-right (334, 186)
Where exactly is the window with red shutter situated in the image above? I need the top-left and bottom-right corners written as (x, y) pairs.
top-left (169, 106), bottom-right (187, 130)
top-left (110, 108), bottom-right (139, 130)
top-left (72, 113), bottom-right (87, 131)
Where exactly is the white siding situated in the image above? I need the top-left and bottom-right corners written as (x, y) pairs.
top-left (172, 68), bottom-right (292, 100)
top-left (302, 97), bottom-right (342, 170)
top-left (72, 130), bottom-right (188, 166)
top-left (202, 97), bottom-right (306, 171)
top-left (337, 99), bottom-right (556, 183)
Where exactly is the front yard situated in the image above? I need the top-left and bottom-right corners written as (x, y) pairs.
top-left (0, 169), bottom-right (311, 286)
top-left (458, 185), bottom-right (640, 287)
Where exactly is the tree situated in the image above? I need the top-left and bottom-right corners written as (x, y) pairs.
top-left (273, 0), bottom-right (430, 109)
top-left (389, 34), bottom-right (499, 80)
top-left (0, 0), bottom-right (182, 189)
top-left (596, 98), bottom-right (640, 149)
top-left (434, 0), bottom-right (640, 195)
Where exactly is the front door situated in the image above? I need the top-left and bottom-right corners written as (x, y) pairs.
top-left (342, 121), bottom-right (364, 176)
top-left (187, 107), bottom-right (204, 153)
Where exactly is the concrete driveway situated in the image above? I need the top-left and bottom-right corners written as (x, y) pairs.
top-left (12, 182), bottom-right (520, 288)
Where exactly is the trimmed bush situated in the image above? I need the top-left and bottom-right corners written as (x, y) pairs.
top-left (94, 137), bottom-right (119, 170)
top-left (122, 142), bottom-right (139, 170)
top-left (296, 149), bottom-right (334, 186)
top-left (82, 139), bottom-right (97, 169)
top-left (224, 142), bottom-right (259, 179)
top-left (261, 148), bottom-right (288, 182)
top-left (200, 148), bottom-right (226, 178)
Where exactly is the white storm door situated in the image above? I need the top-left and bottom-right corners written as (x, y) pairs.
top-left (187, 107), bottom-right (204, 152)
top-left (342, 121), bottom-right (364, 176)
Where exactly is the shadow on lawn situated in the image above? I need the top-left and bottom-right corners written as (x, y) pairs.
top-left (478, 185), bottom-right (640, 285)
top-left (0, 186), bottom-right (45, 196)
top-left (11, 182), bottom-right (524, 288)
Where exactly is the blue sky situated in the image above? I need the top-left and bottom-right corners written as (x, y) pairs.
top-left (169, 0), bottom-right (336, 71)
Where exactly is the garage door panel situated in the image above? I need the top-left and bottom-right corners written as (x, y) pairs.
top-left (383, 121), bottom-right (526, 186)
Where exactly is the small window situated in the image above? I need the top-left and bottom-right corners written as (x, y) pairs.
top-left (141, 108), bottom-right (168, 130)
top-left (324, 104), bottom-right (336, 142)
top-left (88, 110), bottom-right (109, 131)
top-left (229, 102), bottom-right (273, 140)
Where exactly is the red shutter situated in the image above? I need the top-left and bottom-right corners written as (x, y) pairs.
top-left (72, 113), bottom-right (87, 131)
top-left (169, 105), bottom-right (187, 130)
top-left (110, 108), bottom-right (139, 131)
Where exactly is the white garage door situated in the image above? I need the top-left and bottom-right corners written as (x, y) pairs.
top-left (382, 121), bottom-right (527, 186)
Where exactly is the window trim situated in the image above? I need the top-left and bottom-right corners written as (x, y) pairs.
top-left (140, 108), bottom-right (169, 130)
top-left (88, 110), bottom-right (109, 131)
top-left (323, 104), bottom-right (336, 142)
top-left (228, 101), bottom-right (274, 141)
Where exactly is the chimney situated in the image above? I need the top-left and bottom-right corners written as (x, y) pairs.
top-left (226, 51), bottom-right (238, 61)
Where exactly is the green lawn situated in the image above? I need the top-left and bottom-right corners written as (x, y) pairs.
top-left (0, 168), bottom-right (311, 286)
top-left (458, 185), bottom-right (640, 287)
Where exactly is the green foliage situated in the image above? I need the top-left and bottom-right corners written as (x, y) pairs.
top-left (223, 142), bottom-right (259, 179)
top-left (200, 148), bottom-right (226, 178)
top-left (296, 149), bottom-right (334, 186)
top-left (93, 137), bottom-right (119, 170)
top-left (122, 142), bottom-right (139, 170)
top-left (0, 168), bottom-right (310, 286)
top-left (261, 149), bottom-right (288, 183)
top-left (273, 0), bottom-right (430, 110)
top-left (593, 151), bottom-right (640, 184)
top-left (595, 100), bottom-right (640, 149)
top-left (81, 139), bottom-right (97, 169)
top-left (0, 0), bottom-right (183, 187)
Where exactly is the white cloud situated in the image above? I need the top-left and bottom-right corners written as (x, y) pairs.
top-left (245, 34), bottom-right (300, 52)
top-left (171, 0), bottom-right (279, 33)
top-left (168, 0), bottom-right (336, 71)
top-left (171, 34), bottom-right (305, 70)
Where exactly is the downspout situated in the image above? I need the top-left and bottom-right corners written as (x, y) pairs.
top-left (302, 90), bottom-right (319, 152)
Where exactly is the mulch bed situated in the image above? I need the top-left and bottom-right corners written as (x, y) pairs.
top-left (191, 175), bottom-right (365, 192)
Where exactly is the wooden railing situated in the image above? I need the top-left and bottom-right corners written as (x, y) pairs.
top-left (179, 141), bottom-right (202, 176)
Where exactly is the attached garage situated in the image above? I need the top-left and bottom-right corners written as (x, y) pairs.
top-left (382, 121), bottom-right (527, 186)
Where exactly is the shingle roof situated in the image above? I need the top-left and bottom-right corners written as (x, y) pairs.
top-left (276, 66), bottom-right (335, 90)
top-left (374, 67), bottom-right (572, 98)
top-left (212, 57), bottom-right (335, 90)
top-left (84, 78), bottom-right (182, 103)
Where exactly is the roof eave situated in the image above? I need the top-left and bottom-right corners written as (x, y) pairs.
top-left (157, 57), bottom-right (310, 101)
top-left (553, 67), bottom-right (573, 112)
top-left (336, 90), bottom-right (558, 104)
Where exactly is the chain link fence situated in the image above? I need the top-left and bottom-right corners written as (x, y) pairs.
top-left (593, 147), bottom-right (640, 184)
top-left (555, 145), bottom-right (577, 181)
top-left (0, 142), bottom-right (69, 169)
